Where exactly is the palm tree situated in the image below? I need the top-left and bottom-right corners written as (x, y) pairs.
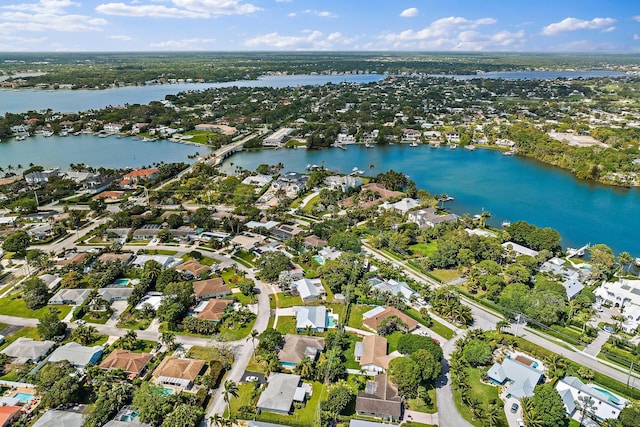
top-left (522, 396), bottom-right (543, 427)
top-left (161, 331), bottom-right (176, 350)
top-left (479, 209), bottom-right (491, 228)
top-left (576, 395), bottom-right (596, 426)
top-left (294, 356), bottom-right (315, 380)
top-left (249, 329), bottom-right (259, 362)
top-left (483, 402), bottom-right (501, 427)
top-left (496, 319), bottom-right (510, 333)
top-left (222, 380), bottom-right (239, 418)
top-left (618, 251), bottom-right (634, 274)
top-left (121, 329), bottom-right (138, 350)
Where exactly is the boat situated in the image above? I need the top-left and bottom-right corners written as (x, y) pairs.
top-left (567, 247), bottom-right (585, 257)
top-left (635, 257), bottom-right (640, 267)
top-left (449, 144), bottom-right (457, 149)
top-left (365, 143), bottom-right (374, 148)
top-left (503, 151), bottom-right (514, 156)
top-left (502, 220), bottom-right (511, 227)
top-left (430, 142), bottom-right (440, 148)
top-left (42, 131), bottom-right (53, 137)
top-left (73, 131), bottom-right (82, 136)
top-left (98, 133), bottom-right (109, 138)
top-left (465, 145), bottom-right (476, 151)
top-left (409, 142), bottom-right (418, 147)
top-left (60, 131), bottom-right (68, 137)
top-left (388, 142), bottom-right (395, 145)
top-left (16, 135), bottom-right (26, 141)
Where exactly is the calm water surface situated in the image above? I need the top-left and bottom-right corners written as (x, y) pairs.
top-left (221, 145), bottom-right (640, 255)
top-left (0, 134), bottom-right (210, 170)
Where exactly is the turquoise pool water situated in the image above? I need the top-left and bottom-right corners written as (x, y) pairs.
top-left (313, 256), bottom-right (324, 265)
top-left (327, 316), bottom-right (336, 327)
top-left (281, 362), bottom-right (296, 369)
top-left (160, 387), bottom-right (174, 396)
top-left (593, 387), bottom-right (621, 404)
top-left (119, 412), bottom-right (139, 422)
top-left (13, 393), bottom-right (34, 403)
top-left (113, 278), bottom-right (131, 286)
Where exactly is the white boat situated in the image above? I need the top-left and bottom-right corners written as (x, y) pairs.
top-left (502, 220), bottom-right (511, 227)
top-left (42, 131), bottom-right (53, 137)
top-left (449, 144), bottom-right (457, 149)
top-left (465, 145), bottom-right (476, 151)
top-left (409, 142), bottom-right (418, 147)
top-left (388, 142), bottom-right (395, 145)
top-left (365, 143), bottom-right (374, 148)
top-left (16, 135), bottom-right (26, 141)
top-left (430, 142), bottom-right (440, 148)
top-left (503, 151), bottom-right (514, 156)
top-left (567, 247), bottom-right (585, 257)
top-left (635, 257), bottom-right (640, 267)
top-left (98, 133), bottom-right (109, 138)
top-left (60, 131), bottom-right (68, 137)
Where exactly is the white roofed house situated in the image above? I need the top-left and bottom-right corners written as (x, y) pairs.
top-left (595, 278), bottom-right (640, 332)
top-left (408, 207), bottom-right (459, 228)
top-left (379, 198), bottom-right (421, 214)
top-left (48, 288), bottom-right (92, 305)
top-left (372, 278), bottom-right (416, 301)
top-left (501, 241), bottom-right (539, 258)
top-left (487, 355), bottom-right (544, 399)
top-left (324, 175), bottom-right (363, 192)
top-left (292, 306), bottom-right (328, 333)
top-left (291, 278), bottom-right (325, 303)
top-left (263, 128), bottom-right (293, 147)
top-left (556, 376), bottom-right (628, 422)
top-left (1, 337), bottom-right (55, 364)
top-left (540, 257), bottom-right (589, 301)
top-left (48, 342), bottom-right (104, 369)
top-left (256, 373), bottom-right (306, 414)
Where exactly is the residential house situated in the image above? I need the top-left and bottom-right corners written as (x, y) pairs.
top-left (245, 220), bottom-right (280, 231)
top-left (242, 174), bottom-right (272, 188)
top-left (292, 306), bottom-right (328, 333)
top-left (271, 223), bottom-right (304, 240)
top-left (231, 234), bottom-right (264, 251)
top-left (152, 357), bottom-right (206, 387)
top-left (48, 288), bottom-right (92, 305)
top-left (38, 273), bottom-right (62, 290)
top-left (272, 172), bottom-right (308, 196)
top-left (362, 307), bottom-right (419, 333)
top-left (278, 335), bottom-right (325, 368)
top-left (356, 335), bottom-right (398, 374)
top-left (192, 278), bottom-right (231, 300)
top-left (379, 198), bottom-right (421, 214)
top-left (32, 409), bottom-right (85, 427)
top-left (27, 224), bottom-right (53, 241)
top-left (196, 299), bottom-right (233, 322)
top-left (120, 169), bottom-right (158, 187)
top-left (48, 342), bottom-right (104, 369)
top-left (291, 278), bottom-right (325, 303)
top-left (98, 287), bottom-right (134, 303)
top-left (103, 123), bottom-right (123, 133)
top-left (318, 247), bottom-right (343, 262)
top-left (99, 350), bottom-right (153, 378)
top-left (55, 252), bottom-right (90, 267)
top-left (355, 374), bottom-right (403, 422)
top-left (131, 254), bottom-right (175, 269)
top-left (132, 224), bottom-right (161, 240)
top-left (595, 278), bottom-right (640, 332)
top-left (176, 259), bottom-right (209, 280)
top-left (324, 175), bottom-right (362, 192)
top-left (1, 337), bottom-right (55, 364)
top-left (25, 168), bottom-right (60, 185)
top-left (134, 292), bottom-right (164, 311)
top-left (556, 376), bottom-right (628, 422)
top-left (0, 406), bottom-right (22, 427)
top-left (303, 235), bottom-right (327, 248)
top-left (502, 241), bottom-right (539, 258)
top-left (97, 252), bottom-right (134, 266)
top-left (256, 373), bottom-right (305, 414)
top-left (541, 257), bottom-right (589, 301)
top-left (487, 355), bottom-right (544, 399)
top-left (408, 208), bottom-right (459, 228)
top-left (371, 278), bottom-right (416, 301)
top-left (445, 131), bottom-right (460, 143)
top-left (401, 129), bottom-right (422, 141)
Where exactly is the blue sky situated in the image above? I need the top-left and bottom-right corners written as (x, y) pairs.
top-left (0, 0), bottom-right (638, 52)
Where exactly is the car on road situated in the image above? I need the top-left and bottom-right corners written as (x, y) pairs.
top-left (510, 403), bottom-right (519, 413)
top-left (76, 319), bottom-right (86, 325)
top-left (245, 376), bottom-right (259, 382)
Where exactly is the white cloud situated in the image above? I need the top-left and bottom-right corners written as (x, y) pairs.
top-left (634, 34), bottom-right (640, 40)
top-left (542, 17), bottom-right (616, 35)
top-left (0, 0), bottom-right (107, 34)
top-left (149, 37), bottom-right (215, 49)
top-left (110, 34), bottom-right (132, 40)
top-left (96, 0), bottom-right (261, 18)
top-left (287, 12), bottom-right (296, 17)
top-left (301, 9), bottom-right (337, 18)
top-left (400, 8), bottom-right (419, 18)
top-left (633, 16), bottom-right (640, 23)
top-left (602, 26), bottom-right (616, 33)
top-left (244, 30), bottom-right (353, 50)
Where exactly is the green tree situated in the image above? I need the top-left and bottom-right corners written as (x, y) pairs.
top-left (37, 308), bottom-right (66, 339)
top-left (388, 357), bottom-right (421, 398)
top-left (36, 361), bottom-right (82, 408)
top-left (2, 230), bottom-right (30, 256)
top-left (22, 276), bottom-right (51, 309)
top-left (166, 214), bottom-right (184, 229)
top-left (162, 404), bottom-right (203, 427)
top-left (531, 383), bottom-right (567, 427)
top-left (71, 324), bottom-right (99, 345)
top-left (462, 339), bottom-right (493, 367)
top-left (132, 383), bottom-right (171, 426)
top-left (397, 334), bottom-right (444, 361)
top-left (222, 380), bottom-right (239, 418)
top-left (410, 348), bottom-right (442, 382)
top-left (619, 404), bottom-right (640, 427)
top-left (320, 380), bottom-right (355, 422)
top-left (255, 251), bottom-right (292, 282)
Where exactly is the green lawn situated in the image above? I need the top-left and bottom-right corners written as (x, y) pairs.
top-left (325, 303), bottom-right (348, 324)
top-left (344, 333), bottom-right (363, 370)
top-left (430, 269), bottom-right (461, 283)
top-left (385, 331), bottom-right (404, 353)
top-left (429, 317), bottom-right (456, 340)
top-left (82, 311), bottom-right (111, 324)
top-left (347, 304), bottom-right (375, 329)
top-left (453, 367), bottom-right (508, 427)
top-left (234, 250), bottom-right (255, 266)
top-left (301, 194), bottom-right (320, 214)
top-left (218, 316), bottom-right (257, 341)
top-left (275, 316), bottom-right (297, 335)
top-left (409, 242), bottom-right (438, 257)
top-left (277, 292), bottom-right (303, 308)
top-left (233, 291), bottom-right (256, 305)
top-left (0, 296), bottom-right (71, 319)
top-left (116, 311), bottom-right (151, 330)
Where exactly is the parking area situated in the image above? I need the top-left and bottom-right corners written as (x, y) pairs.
top-left (241, 371), bottom-right (266, 385)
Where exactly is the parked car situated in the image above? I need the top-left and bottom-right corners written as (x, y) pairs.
top-left (76, 319), bottom-right (86, 325)
top-left (245, 376), bottom-right (259, 382)
top-left (510, 403), bottom-right (519, 413)
top-left (516, 418), bottom-right (525, 427)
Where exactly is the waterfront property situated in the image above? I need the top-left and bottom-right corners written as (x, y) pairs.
top-left (556, 376), bottom-right (628, 422)
top-left (595, 278), bottom-right (640, 332)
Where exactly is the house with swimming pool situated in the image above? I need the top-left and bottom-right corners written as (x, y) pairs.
top-left (556, 376), bottom-right (628, 422)
top-left (487, 353), bottom-right (544, 399)
top-left (292, 306), bottom-right (337, 333)
top-left (277, 334), bottom-right (325, 369)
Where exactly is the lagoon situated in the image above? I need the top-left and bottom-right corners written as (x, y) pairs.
top-left (0, 134), bottom-right (210, 170)
top-left (0, 74), bottom-right (385, 114)
top-left (221, 145), bottom-right (640, 256)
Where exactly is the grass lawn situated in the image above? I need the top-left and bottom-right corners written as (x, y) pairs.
top-left (275, 316), bottom-right (297, 335)
top-left (402, 422), bottom-right (437, 427)
top-left (301, 194), bottom-right (320, 214)
top-left (344, 333), bottom-right (363, 370)
top-left (325, 303), bottom-right (347, 323)
top-left (453, 367), bottom-right (508, 427)
top-left (385, 331), bottom-right (404, 353)
top-left (218, 316), bottom-right (257, 341)
top-left (0, 296), bottom-right (71, 319)
top-left (234, 250), bottom-right (255, 266)
top-left (82, 311), bottom-right (111, 324)
top-left (142, 249), bottom-right (177, 255)
top-left (116, 312), bottom-right (151, 330)
top-left (409, 242), bottom-right (438, 257)
top-left (229, 382), bottom-right (257, 418)
top-left (430, 269), bottom-right (461, 283)
top-left (277, 292), bottom-right (303, 308)
top-left (233, 292), bottom-right (255, 305)
top-left (269, 294), bottom-right (276, 310)
top-left (231, 256), bottom-right (252, 268)
top-left (347, 304), bottom-right (375, 329)
top-left (428, 317), bottom-right (456, 340)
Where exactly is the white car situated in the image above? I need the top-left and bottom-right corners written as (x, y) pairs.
top-left (245, 376), bottom-right (259, 382)
top-left (76, 319), bottom-right (86, 325)
top-left (516, 418), bottom-right (525, 427)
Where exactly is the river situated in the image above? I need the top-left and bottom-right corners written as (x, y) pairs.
top-left (0, 134), bottom-right (210, 170)
top-left (220, 145), bottom-right (640, 256)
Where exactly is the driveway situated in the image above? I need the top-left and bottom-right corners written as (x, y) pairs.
top-left (503, 395), bottom-right (523, 427)
top-left (107, 300), bottom-right (128, 326)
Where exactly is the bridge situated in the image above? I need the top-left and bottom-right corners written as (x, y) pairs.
top-left (207, 127), bottom-right (268, 166)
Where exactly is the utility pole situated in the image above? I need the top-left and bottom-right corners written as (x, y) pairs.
top-left (514, 313), bottom-right (522, 338)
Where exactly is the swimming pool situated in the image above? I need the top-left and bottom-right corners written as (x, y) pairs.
top-left (159, 387), bottom-right (174, 396)
top-left (118, 412), bottom-right (139, 422)
top-left (313, 256), bottom-right (324, 265)
top-left (113, 278), bottom-right (131, 286)
top-left (326, 315), bottom-right (336, 328)
top-left (12, 393), bottom-right (34, 403)
top-left (593, 387), bottom-right (621, 404)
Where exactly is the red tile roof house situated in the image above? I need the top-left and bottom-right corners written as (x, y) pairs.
top-left (120, 168), bottom-right (158, 187)
top-left (192, 278), bottom-right (232, 300)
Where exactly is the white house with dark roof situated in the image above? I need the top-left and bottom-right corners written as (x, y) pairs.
top-left (556, 376), bottom-right (628, 422)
